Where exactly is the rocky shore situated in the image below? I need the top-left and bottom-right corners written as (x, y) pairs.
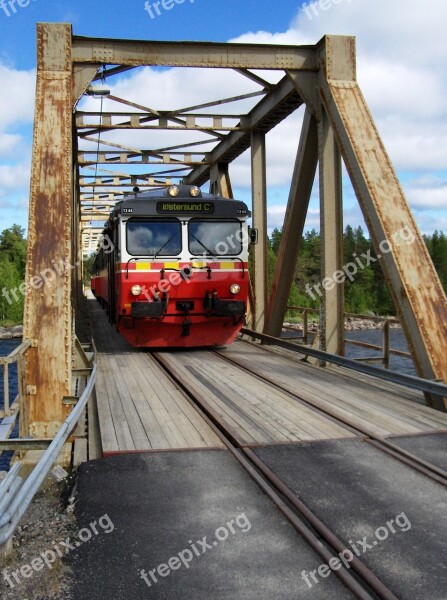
top-left (0, 326), bottom-right (23, 340)
top-left (284, 317), bottom-right (401, 332)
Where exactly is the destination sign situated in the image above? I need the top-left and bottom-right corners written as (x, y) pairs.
top-left (157, 201), bottom-right (214, 214)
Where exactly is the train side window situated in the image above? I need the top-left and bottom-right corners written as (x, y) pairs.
top-left (126, 219), bottom-right (182, 257)
top-left (188, 219), bottom-right (243, 256)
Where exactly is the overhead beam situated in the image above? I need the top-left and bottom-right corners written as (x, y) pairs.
top-left (72, 37), bottom-right (317, 70)
top-left (185, 76), bottom-right (303, 186)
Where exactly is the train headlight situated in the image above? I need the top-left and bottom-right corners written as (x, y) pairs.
top-left (230, 283), bottom-right (240, 295)
top-left (131, 285), bottom-right (143, 296)
top-left (168, 185), bottom-right (179, 197)
top-left (190, 186), bottom-right (201, 197)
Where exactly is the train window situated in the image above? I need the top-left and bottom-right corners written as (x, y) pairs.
top-left (188, 219), bottom-right (243, 256)
top-left (127, 219), bottom-right (182, 256)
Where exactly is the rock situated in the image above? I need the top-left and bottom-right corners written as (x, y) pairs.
top-left (0, 325), bottom-right (23, 339)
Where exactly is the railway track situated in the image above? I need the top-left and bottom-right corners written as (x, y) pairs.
top-left (150, 345), bottom-right (447, 600)
top-left (212, 344), bottom-right (447, 487)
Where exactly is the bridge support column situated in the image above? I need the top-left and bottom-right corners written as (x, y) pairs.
top-left (318, 109), bottom-right (345, 355)
top-left (319, 35), bottom-right (447, 408)
top-left (23, 23), bottom-right (74, 437)
top-left (210, 163), bottom-right (233, 198)
top-left (251, 132), bottom-right (268, 332)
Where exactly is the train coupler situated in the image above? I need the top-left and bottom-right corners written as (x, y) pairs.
top-left (181, 317), bottom-right (191, 337)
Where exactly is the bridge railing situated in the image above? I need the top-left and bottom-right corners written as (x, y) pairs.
top-left (0, 340), bottom-right (31, 439)
top-left (284, 306), bottom-right (411, 369)
top-left (0, 362), bottom-right (96, 550)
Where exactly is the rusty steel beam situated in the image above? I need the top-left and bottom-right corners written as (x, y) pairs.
top-left (318, 109), bottom-right (345, 356)
top-left (72, 37), bottom-right (317, 71)
top-left (209, 163), bottom-right (233, 198)
top-left (319, 35), bottom-right (447, 408)
top-left (24, 23), bottom-right (74, 437)
top-left (251, 132), bottom-right (268, 332)
top-left (185, 76), bottom-right (302, 187)
top-left (264, 108), bottom-right (318, 336)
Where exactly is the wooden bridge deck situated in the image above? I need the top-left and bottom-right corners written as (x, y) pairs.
top-left (88, 300), bottom-right (447, 455)
top-left (90, 302), bottom-right (224, 454)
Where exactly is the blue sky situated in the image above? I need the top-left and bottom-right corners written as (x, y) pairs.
top-left (0, 0), bottom-right (446, 237)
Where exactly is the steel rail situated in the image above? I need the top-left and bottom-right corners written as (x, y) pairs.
top-left (213, 346), bottom-right (447, 486)
top-left (153, 352), bottom-right (399, 600)
top-left (0, 364), bottom-right (97, 547)
top-left (240, 328), bottom-right (447, 399)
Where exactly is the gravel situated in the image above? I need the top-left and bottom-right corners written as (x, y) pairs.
top-left (0, 477), bottom-right (77, 600)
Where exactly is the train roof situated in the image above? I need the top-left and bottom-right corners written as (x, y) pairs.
top-left (110, 185), bottom-right (251, 219)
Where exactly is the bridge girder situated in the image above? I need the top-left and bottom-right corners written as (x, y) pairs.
top-left (23, 24), bottom-right (447, 437)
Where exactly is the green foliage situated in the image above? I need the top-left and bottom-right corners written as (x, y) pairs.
top-left (82, 254), bottom-right (95, 285)
top-left (424, 230), bottom-right (447, 292)
top-left (0, 224), bottom-right (27, 324)
top-left (266, 226), bottom-right (447, 316)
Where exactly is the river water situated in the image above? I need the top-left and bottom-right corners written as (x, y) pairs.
top-left (0, 338), bottom-right (21, 470)
top-left (344, 328), bottom-right (415, 375)
top-left (0, 329), bottom-right (415, 470)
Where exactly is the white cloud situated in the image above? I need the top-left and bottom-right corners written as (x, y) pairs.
top-left (404, 176), bottom-right (447, 211)
top-left (0, 133), bottom-right (23, 157)
top-left (1, 0), bottom-right (447, 234)
top-left (0, 64), bottom-right (35, 130)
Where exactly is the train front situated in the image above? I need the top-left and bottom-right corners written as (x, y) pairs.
top-left (114, 185), bottom-right (250, 347)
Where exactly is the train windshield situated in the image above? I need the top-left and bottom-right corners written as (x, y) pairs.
top-left (188, 219), bottom-right (243, 256)
top-left (126, 219), bottom-right (182, 256)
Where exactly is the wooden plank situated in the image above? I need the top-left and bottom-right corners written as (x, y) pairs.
top-left (107, 356), bottom-right (152, 450)
top-left (89, 300), bottom-right (223, 451)
top-left (239, 356), bottom-right (417, 435)
top-left (271, 350), bottom-right (446, 428)
top-left (73, 438), bottom-right (88, 467)
top-left (197, 354), bottom-right (353, 441)
top-left (156, 353), bottom-right (259, 444)
top-left (100, 352), bottom-right (137, 451)
top-left (88, 390), bottom-right (103, 459)
top-left (225, 341), bottom-right (447, 435)
top-left (94, 370), bottom-right (119, 453)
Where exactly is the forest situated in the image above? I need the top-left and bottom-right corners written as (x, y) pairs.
top-left (0, 223), bottom-right (446, 325)
top-left (269, 225), bottom-right (447, 315)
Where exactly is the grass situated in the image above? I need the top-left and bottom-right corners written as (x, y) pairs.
top-left (0, 320), bottom-right (21, 328)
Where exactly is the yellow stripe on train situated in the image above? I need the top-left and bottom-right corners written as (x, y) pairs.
top-left (135, 262), bottom-right (151, 270)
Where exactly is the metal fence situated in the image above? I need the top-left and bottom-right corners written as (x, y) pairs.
top-left (0, 340), bottom-right (31, 440)
top-left (284, 306), bottom-right (412, 369)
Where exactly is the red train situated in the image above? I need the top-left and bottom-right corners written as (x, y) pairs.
top-left (91, 184), bottom-right (251, 347)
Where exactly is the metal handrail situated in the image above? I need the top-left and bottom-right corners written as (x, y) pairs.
top-left (0, 339), bottom-right (30, 418)
top-left (0, 364), bottom-right (97, 547)
top-left (284, 306), bottom-right (410, 368)
top-left (241, 328), bottom-right (447, 399)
